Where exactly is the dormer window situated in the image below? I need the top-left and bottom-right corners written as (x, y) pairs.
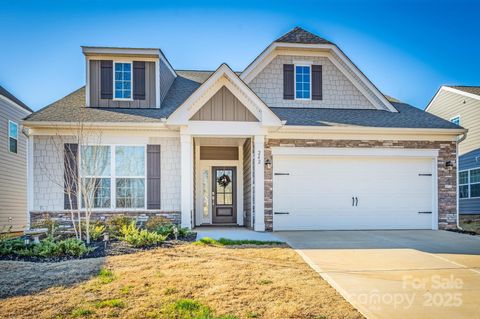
top-left (295, 65), bottom-right (311, 100)
top-left (114, 62), bottom-right (132, 100)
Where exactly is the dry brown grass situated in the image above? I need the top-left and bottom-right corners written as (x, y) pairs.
top-left (0, 243), bottom-right (362, 319)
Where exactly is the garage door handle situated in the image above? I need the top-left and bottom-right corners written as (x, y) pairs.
top-left (355, 197), bottom-right (358, 206)
top-left (274, 212), bottom-right (290, 215)
top-left (352, 197), bottom-right (355, 206)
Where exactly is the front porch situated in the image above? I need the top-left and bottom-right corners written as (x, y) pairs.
top-left (182, 136), bottom-right (266, 231)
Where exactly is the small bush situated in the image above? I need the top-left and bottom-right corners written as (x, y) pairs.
top-left (154, 223), bottom-right (192, 240)
top-left (0, 237), bottom-right (91, 258)
top-left (0, 238), bottom-right (25, 255)
top-left (107, 216), bottom-right (134, 238)
top-left (82, 221), bottom-right (106, 242)
top-left (120, 222), bottom-right (166, 247)
top-left (145, 216), bottom-right (171, 231)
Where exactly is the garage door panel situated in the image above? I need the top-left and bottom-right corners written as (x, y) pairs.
top-left (273, 155), bottom-right (434, 231)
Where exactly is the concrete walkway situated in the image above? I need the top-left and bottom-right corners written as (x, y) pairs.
top-left (194, 226), bottom-right (282, 241)
top-left (275, 230), bottom-right (480, 319)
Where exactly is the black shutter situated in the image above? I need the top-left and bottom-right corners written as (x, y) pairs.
top-left (283, 64), bottom-right (294, 100)
top-left (312, 65), bottom-right (323, 100)
top-left (147, 145), bottom-right (161, 209)
top-left (100, 60), bottom-right (113, 99)
top-left (64, 143), bottom-right (79, 210)
top-left (133, 61), bottom-right (146, 100)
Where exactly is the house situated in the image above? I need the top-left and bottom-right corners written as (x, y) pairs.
top-left (0, 85), bottom-right (32, 231)
top-left (426, 86), bottom-right (480, 216)
top-left (23, 27), bottom-right (465, 232)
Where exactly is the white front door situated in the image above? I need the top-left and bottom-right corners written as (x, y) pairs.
top-left (272, 155), bottom-right (435, 230)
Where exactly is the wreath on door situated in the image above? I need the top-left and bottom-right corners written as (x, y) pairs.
top-left (217, 174), bottom-right (231, 188)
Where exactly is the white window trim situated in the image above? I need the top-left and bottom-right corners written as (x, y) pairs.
top-left (113, 61), bottom-right (134, 101)
top-left (78, 144), bottom-right (147, 211)
top-left (8, 120), bottom-right (18, 154)
top-left (294, 64), bottom-right (312, 101)
top-left (450, 115), bottom-right (461, 125)
top-left (459, 168), bottom-right (480, 199)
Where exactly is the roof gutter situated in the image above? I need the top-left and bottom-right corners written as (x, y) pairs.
top-left (22, 121), bottom-right (169, 130)
top-left (277, 125), bottom-right (467, 136)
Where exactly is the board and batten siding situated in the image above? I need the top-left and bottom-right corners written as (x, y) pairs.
top-left (89, 60), bottom-right (156, 108)
top-left (243, 139), bottom-right (252, 228)
top-left (190, 86), bottom-right (258, 122)
top-left (0, 98), bottom-right (30, 231)
top-left (427, 89), bottom-right (480, 156)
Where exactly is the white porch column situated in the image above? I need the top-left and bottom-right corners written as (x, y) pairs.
top-left (180, 134), bottom-right (193, 229)
top-left (254, 135), bottom-right (265, 231)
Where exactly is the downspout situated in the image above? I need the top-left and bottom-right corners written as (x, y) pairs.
top-left (456, 132), bottom-right (468, 230)
top-left (22, 126), bottom-right (32, 230)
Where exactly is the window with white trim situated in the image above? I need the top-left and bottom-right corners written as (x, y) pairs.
top-left (8, 121), bottom-right (18, 154)
top-left (470, 169), bottom-right (480, 198)
top-left (79, 145), bottom-right (146, 209)
top-left (450, 116), bottom-right (460, 126)
top-left (80, 146), bottom-right (111, 208)
top-left (295, 65), bottom-right (311, 99)
top-left (459, 169), bottom-right (480, 199)
top-left (114, 62), bottom-right (132, 99)
top-left (115, 146), bottom-right (145, 208)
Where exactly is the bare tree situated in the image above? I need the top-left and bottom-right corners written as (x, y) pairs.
top-left (38, 122), bottom-right (104, 244)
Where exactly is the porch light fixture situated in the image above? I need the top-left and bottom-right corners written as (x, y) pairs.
top-left (265, 159), bottom-right (272, 169)
top-left (445, 161), bottom-right (454, 169)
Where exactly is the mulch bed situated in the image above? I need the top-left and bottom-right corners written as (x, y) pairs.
top-left (0, 232), bottom-right (197, 263)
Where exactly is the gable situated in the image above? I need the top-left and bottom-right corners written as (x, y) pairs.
top-left (190, 86), bottom-right (258, 122)
top-left (248, 55), bottom-right (376, 110)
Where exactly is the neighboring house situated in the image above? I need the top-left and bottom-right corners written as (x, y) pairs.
top-left (0, 85), bottom-right (32, 231)
top-left (23, 27), bottom-right (464, 232)
top-left (426, 86), bottom-right (480, 215)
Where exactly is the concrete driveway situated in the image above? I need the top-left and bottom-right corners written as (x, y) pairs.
top-left (275, 230), bottom-right (480, 319)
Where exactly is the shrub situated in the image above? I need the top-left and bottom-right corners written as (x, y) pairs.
top-left (145, 216), bottom-right (171, 231)
top-left (0, 237), bottom-right (91, 258)
top-left (120, 222), bottom-right (166, 247)
top-left (154, 223), bottom-right (192, 240)
top-left (31, 216), bottom-right (59, 237)
top-left (0, 238), bottom-right (25, 255)
top-left (107, 216), bottom-right (134, 238)
top-left (82, 221), bottom-right (106, 241)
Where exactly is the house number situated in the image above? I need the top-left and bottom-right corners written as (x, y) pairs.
top-left (257, 150), bottom-right (262, 165)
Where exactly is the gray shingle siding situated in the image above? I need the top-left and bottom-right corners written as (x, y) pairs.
top-left (160, 59), bottom-right (175, 103)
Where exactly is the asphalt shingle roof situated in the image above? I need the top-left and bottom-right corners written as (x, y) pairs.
top-left (275, 26), bottom-right (332, 45)
top-left (448, 86), bottom-right (480, 96)
top-left (0, 85), bottom-right (32, 112)
top-left (24, 69), bottom-right (461, 130)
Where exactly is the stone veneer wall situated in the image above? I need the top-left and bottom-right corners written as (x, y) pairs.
top-left (248, 55), bottom-right (376, 109)
top-left (264, 139), bottom-right (457, 231)
top-left (31, 211), bottom-right (181, 228)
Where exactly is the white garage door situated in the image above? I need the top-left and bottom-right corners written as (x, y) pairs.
top-left (273, 155), bottom-right (435, 230)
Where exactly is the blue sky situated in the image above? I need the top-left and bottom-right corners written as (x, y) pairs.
top-left (0, 0), bottom-right (478, 111)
